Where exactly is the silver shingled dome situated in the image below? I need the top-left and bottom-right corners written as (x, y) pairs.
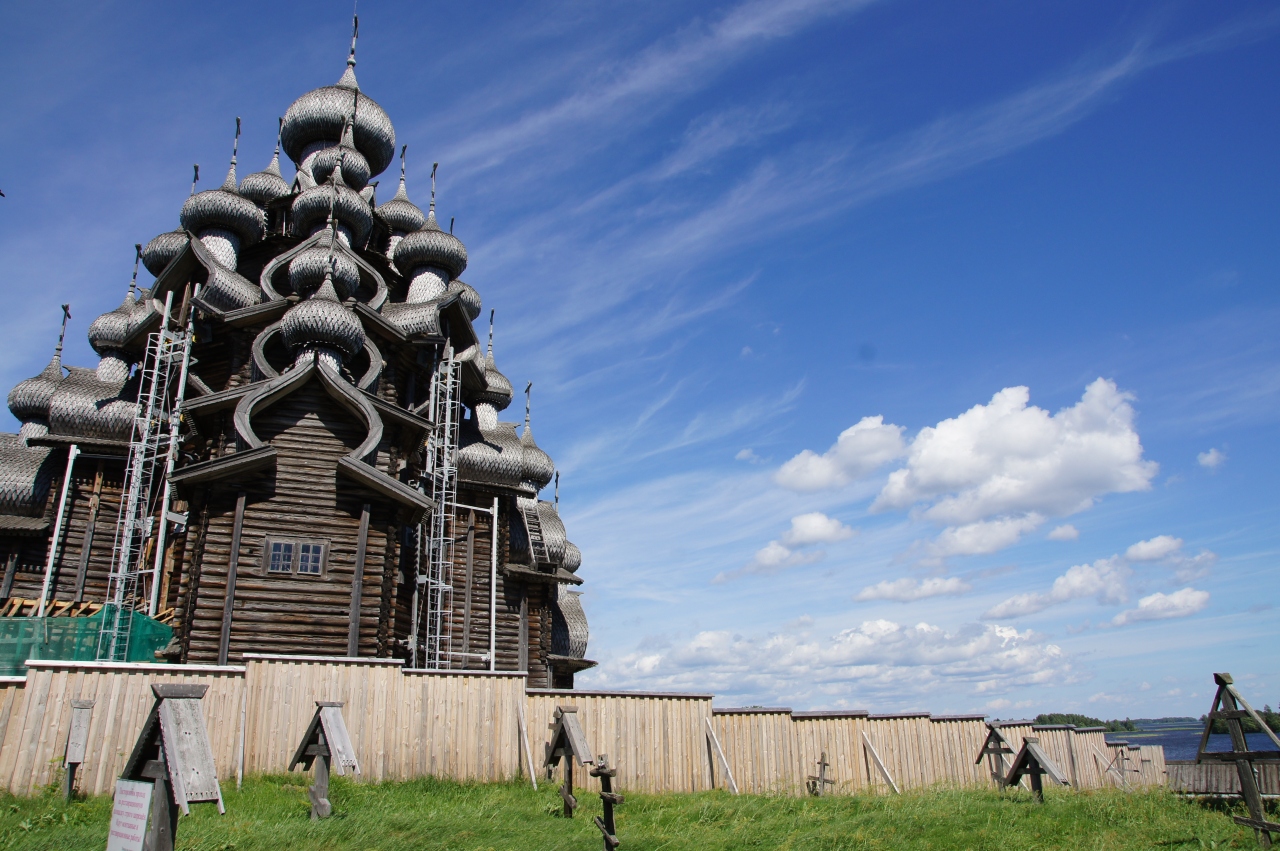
top-left (281, 66), bottom-right (395, 177)
top-left (393, 210), bottom-right (467, 279)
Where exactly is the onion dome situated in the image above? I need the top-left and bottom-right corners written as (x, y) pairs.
top-left (561, 540), bottom-right (582, 573)
top-left (201, 264), bottom-right (265, 312)
top-left (47, 366), bottom-right (136, 442)
top-left (445, 279), bottom-right (482, 321)
top-left (87, 291), bottom-right (139, 355)
top-left (239, 119), bottom-right (292, 206)
top-left (280, 57), bottom-right (395, 178)
top-left (280, 274), bottom-right (365, 359)
top-left (376, 146), bottom-right (426, 235)
top-left (306, 117), bottom-right (371, 191)
top-left (457, 420), bottom-right (525, 488)
top-left (394, 210), bottom-right (467, 279)
top-left (8, 354), bottom-right (64, 423)
top-left (475, 353), bottom-right (512, 411)
top-left (519, 384), bottom-right (554, 490)
top-left (291, 165), bottom-right (373, 246)
top-left (180, 163), bottom-right (266, 250)
top-left (141, 229), bottom-right (189, 277)
top-left (521, 426), bottom-right (554, 490)
top-left (288, 229), bottom-right (360, 300)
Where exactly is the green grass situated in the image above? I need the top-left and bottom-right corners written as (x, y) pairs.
top-left (0, 773), bottom-right (1266, 850)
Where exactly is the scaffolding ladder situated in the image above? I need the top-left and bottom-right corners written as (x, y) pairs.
top-left (96, 290), bottom-right (195, 661)
top-left (411, 343), bottom-right (460, 669)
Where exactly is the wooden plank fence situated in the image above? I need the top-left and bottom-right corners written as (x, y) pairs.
top-left (0, 657), bottom-right (1168, 798)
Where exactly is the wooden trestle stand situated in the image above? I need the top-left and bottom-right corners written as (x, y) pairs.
top-left (544, 706), bottom-right (594, 818)
top-left (976, 725), bottom-right (1017, 787)
top-left (1003, 736), bottom-right (1069, 802)
top-left (119, 684), bottom-right (224, 851)
top-left (1197, 673), bottom-right (1280, 847)
top-left (289, 701), bottom-right (360, 820)
top-left (63, 698), bottom-right (93, 800)
top-left (543, 707), bottom-right (625, 847)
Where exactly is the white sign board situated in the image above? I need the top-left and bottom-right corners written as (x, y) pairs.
top-left (106, 779), bottom-right (152, 851)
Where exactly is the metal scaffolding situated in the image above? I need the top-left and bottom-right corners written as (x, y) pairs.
top-left (96, 289), bottom-right (195, 661)
top-left (410, 343), bottom-right (461, 669)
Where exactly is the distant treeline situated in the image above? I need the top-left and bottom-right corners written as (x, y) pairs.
top-left (1200, 707), bottom-right (1280, 735)
top-left (1034, 713), bottom-right (1138, 732)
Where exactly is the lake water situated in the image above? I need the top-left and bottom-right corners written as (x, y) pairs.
top-left (1105, 729), bottom-right (1277, 761)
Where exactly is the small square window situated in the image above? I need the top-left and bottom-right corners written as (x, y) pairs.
top-left (298, 543), bottom-right (324, 575)
top-left (268, 541), bottom-right (294, 573)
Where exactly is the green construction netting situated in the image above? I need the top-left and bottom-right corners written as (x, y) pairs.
top-left (0, 610), bottom-right (172, 676)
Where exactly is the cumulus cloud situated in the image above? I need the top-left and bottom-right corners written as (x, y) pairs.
top-left (874, 380), bottom-right (1157, 555)
top-left (985, 533), bottom-right (1217, 619)
top-left (1125, 535), bottom-right (1182, 562)
top-left (596, 619), bottom-right (1071, 705)
top-left (1048, 524), bottom-right (1079, 541)
top-left (1198, 448), bottom-right (1226, 470)
top-left (984, 556), bottom-right (1131, 618)
top-left (781, 512), bottom-right (855, 546)
top-left (716, 512), bottom-right (851, 581)
top-left (774, 415), bottom-right (906, 491)
top-left (1112, 588), bottom-right (1210, 626)
top-left (926, 515), bottom-right (1044, 560)
top-left (735, 447), bottom-right (763, 463)
top-left (855, 576), bottom-right (972, 602)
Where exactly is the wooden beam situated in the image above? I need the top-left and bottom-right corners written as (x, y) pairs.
top-left (704, 717), bottom-right (739, 794)
top-left (347, 504), bottom-right (371, 657)
top-left (461, 511), bottom-right (475, 663)
top-left (218, 492), bottom-right (246, 666)
top-left (861, 731), bottom-right (900, 794)
top-left (1, 552), bottom-right (16, 599)
top-left (73, 460), bottom-right (104, 602)
top-left (517, 700), bottom-right (538, 790)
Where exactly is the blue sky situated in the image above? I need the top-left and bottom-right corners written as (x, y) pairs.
top-left (2, 1), bottom-right (1277, 717)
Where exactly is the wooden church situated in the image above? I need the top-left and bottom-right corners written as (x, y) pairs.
top-left (0, 28), bottom-right (592, 688)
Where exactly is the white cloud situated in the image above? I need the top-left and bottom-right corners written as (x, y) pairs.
top-left (874, 379), bottom-right (1157, 526)
top-left (984, 532), bottom-right (1217, 620)
top-left (1048, 524), bottom-right (1080, 541)
top-left (1112, 588), bottom-right (1210, 626)
top-left (774, 415), bottom-right (907, 491)
top-left (926, 515), bottom-right (1044, 560)
top-left (594, 619), bottom-right (1072, 706)
top-left (735, 447), bottom-right (762, 463)
top-left (720, 512), bottom-right (852, 581)
top-left (855, 576), bottom-right (972, 602)
top-left (1198, 448), bottom-right (1226, 469)
top-left (1125, 535), bottom-right (1183, 562)
top-left (781, 512), bottom-right (855, 546)
top-left (984, 556), bottom-right (1131, 619)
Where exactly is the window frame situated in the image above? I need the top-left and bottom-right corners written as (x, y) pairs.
top-left (260, 535), bottom-right (330, 578)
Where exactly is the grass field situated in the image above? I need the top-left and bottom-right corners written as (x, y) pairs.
top-left (0, 773), bottom-right (1267, 850)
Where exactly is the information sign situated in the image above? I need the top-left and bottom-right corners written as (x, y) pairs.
top-left (106, 779), bottom-right (152, 851)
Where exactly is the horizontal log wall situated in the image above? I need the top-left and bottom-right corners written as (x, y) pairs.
top-left (0, 658), bottom-right (1167, 798)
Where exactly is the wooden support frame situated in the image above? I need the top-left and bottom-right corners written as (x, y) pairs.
top-left (517, 700), bottom-right (537, 790)
top-left (704, 717), bottom-right (739, 794)
top-left (347, 504), bottom-right (371, 656)
top-left (120, 683), bottom-right (223, 851)
top-left (544, 706), bottom-right (594, 818)
top-left (72, 459), bottom-right (104, 603)
top-left (1, 551), bottom-right (16, 599)
top-left (976, 725), bottom-right (1017, 787)
top-left (1004, 736), bottom-right (1070, 802)
top-left (1198, 672), bottom-right (1280, 847)
top-left (217, 491), bottom-right (247, 666)
top-left (461, 510), bottom-right (475, 662)
top-left (862, 731), bottom-right (900, 794)
top-left (289, 701), bottom-right (361, 820)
